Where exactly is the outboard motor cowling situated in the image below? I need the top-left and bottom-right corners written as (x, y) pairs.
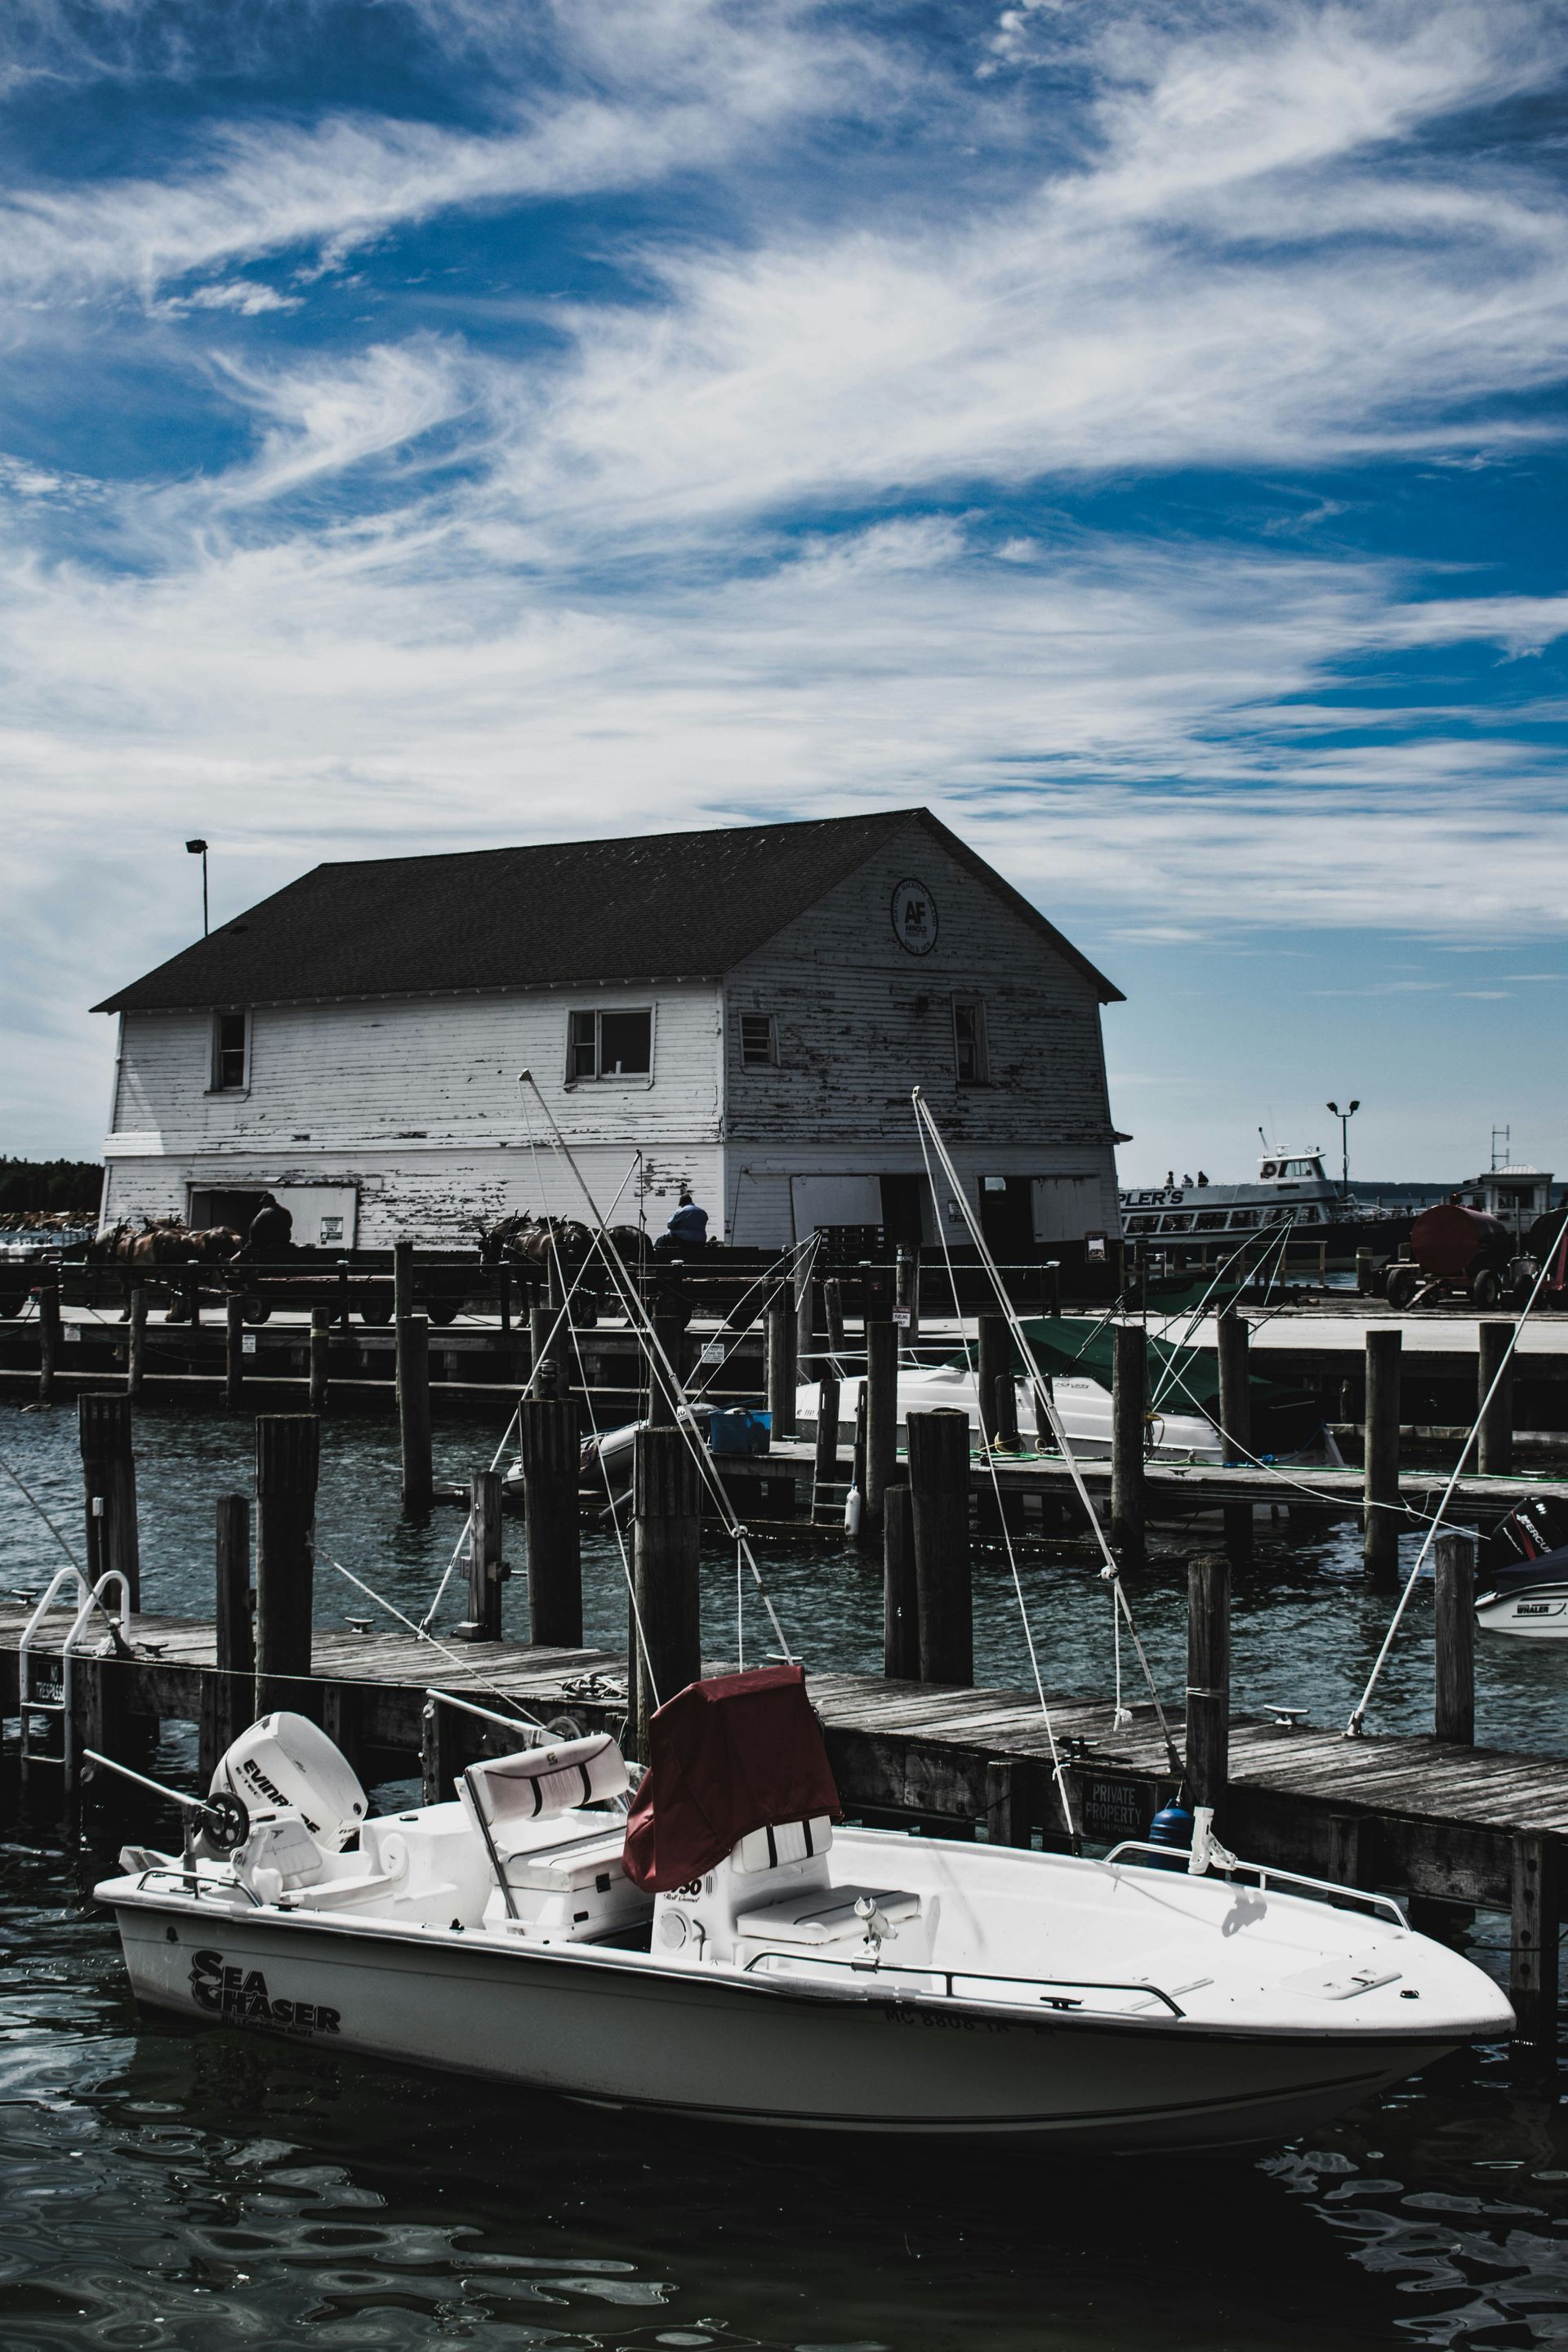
top-left (211, 1712), bottom-right (368, 1851)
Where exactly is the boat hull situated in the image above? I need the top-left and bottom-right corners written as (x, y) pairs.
top-left (1477, 1587), bottom-right (1568, 1637)
top-left (109, 1895), bottom-right (1456, 2153)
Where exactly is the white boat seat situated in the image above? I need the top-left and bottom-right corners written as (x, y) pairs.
top-left (733, 1815), bottom-right (833, 1873)
top-left (292, 1829), bottom-right (412, 1913)
top-left (459, 1734), bottom-right (630, 1859)
top-left (501, 1827), bottom-right (628, 1893)
top-left (238, 1815), bottom-right (325, 1895)
top-left (735, 1883), bottom-right (921, 1947)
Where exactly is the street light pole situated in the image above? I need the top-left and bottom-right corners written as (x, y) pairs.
top-left (185, 839), bottom-right (209, 937)
top-left (1326, 1099), bottom-right (1360, 1200)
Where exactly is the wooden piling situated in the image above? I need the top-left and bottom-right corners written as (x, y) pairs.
top-left (895, 1246), bottom-right (921, 1346)
top-left (37, 1276), bottom-right (60, 1405)
top-left (528, 1303), bottom-right (563, 1399)
top-left (630, 1424), bottom-right (702, 1755)
top-left (765, 1294), bottom-right (797, 1440)
top-left (1510, 1831), bottom-right (1559, 2057)
top-left (1477, 1321), bottom-right (1515, 1477)
top-left (649, 1306), bottom-right (688, 1426)
top-left (78, 1392), bottom-right (140, 1608)
top-left (813, 1368), bottom-right (841, 1514)
top-left (125, 1287), bottom-right (146, 1399)
top-left (211, 1492), bottom-right (252, 1761)
top-left (883, 1482), bottom-right (918, 1678)
top-left (1217, 1308), bottom-right (1253, 1566)
top-left (864, 1316), bottom-right (899, 1535)
top-left (309, 1307), bottom-right (331, 1413)
top-left (795, 1274), bottom-right (818, 1384)
top-left (254, 1414), bottom-right (319, 1717)
top-left (397, 1312), bottom-right (433, 1514)
top-left (906, 1407), bottom-right (973, 1686)
top-left (457, 1468), bottom-right (506, 1642)
top-left (225, 1294), bottom-right (245, 1410)
top-left (1110, 1322), bottom-right (1147, 1570)
top-left (977, 1314), bottom-right (1010, 1447)
top-left (1364, 1328), bottom-right (1402, 1580)
top-left (1186, 1552), bottom-right (1230, 1814)
top-left (518, 1395), bottom-right (582, 1646)
top-left (822, 1277), bottom-right (846, 1361)
top-left (393, 1238), bottom-right (414, 1330)
top-left (1433, 1526), bottom-right (1477, 1746)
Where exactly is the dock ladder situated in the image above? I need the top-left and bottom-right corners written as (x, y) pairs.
top-left (17, 1566), bottom-right (132, 1800)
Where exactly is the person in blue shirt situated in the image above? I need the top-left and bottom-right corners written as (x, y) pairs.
top-left (664, 1192), bottom-right (709, 1250)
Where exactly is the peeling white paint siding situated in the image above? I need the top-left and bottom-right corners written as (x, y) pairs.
top-left (720, 820), bottom-right (1120, 1242)
top-left (103, 984), bottom-right (725, 1242)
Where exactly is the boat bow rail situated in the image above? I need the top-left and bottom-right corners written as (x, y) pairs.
top-left (1103, 1842), bottom-right (1410, 1929)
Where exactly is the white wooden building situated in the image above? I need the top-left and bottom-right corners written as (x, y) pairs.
top-left (95, 808), bottom-right (1125, 1252)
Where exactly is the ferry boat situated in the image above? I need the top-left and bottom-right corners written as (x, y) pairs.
top-left (1120, 1148), bottom-right (1369, 1249)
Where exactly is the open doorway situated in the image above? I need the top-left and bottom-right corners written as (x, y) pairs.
top-left (978, 1175), bottom-right (1034, 1258)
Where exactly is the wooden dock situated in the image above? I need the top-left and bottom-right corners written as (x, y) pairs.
top-left (5, 1599), bottom-right (1563, 2051)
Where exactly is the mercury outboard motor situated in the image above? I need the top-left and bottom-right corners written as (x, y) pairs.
top-left (210, 1711), bottom-right (368, 1851)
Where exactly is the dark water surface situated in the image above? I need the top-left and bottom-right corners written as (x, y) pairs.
top-left (7, 1402), bottom-right (1568, 2345)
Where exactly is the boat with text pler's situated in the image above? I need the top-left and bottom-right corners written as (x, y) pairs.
top-left (96, 1668), bottom-right (1511, 2152)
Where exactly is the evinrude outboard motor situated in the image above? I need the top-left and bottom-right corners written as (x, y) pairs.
top-left (210, 1711), bottom-right (368, 1851)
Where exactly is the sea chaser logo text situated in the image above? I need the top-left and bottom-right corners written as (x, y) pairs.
top-left (189, 1949), bottom-right (341, 2035)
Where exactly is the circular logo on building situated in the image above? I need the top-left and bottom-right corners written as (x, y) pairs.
top-left (890, 877), bottom-right (938, 956)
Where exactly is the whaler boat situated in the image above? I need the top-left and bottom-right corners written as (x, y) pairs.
top-left (96, 1666), bottom-right (1511, 2152)
top-left (1474, 1497), bottom-right (1568, 1639)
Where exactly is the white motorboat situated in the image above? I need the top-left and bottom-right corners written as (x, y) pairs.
top-left (96, 1669), bottom-right (1511, 2152)
top-left (799, 1363), bottom-right (1223, 1463)
top-left (1473, 1499), bottom-right (1568, 1639)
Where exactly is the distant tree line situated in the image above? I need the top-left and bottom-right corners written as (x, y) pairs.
top-left (0, 1158), bottom-right (104, 1214)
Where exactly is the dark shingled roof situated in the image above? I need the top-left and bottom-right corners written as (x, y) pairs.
top-left (94, 808), bottom-right (1120, 1013)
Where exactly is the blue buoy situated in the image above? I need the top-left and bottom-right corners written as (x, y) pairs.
top-left (1147, 1796), bottom-right (1194, 1850)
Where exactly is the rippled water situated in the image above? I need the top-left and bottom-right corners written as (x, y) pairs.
top-left (2, 1814), bottom-right (1567, 2351)
top-left (9, 1401), bottom-right (1568, 2345)
top-left (5, 1401), bottom-right (1568, 1750)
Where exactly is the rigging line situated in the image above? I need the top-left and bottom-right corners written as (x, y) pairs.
top-left (325, 1554), bottom-right (550, 1731)
top-left (1147, 1224), bottom-right (1291, 1410)
top-left (0, 1449), bottom-right (86, 1571)
top-left (911, 1116), bottom-right (1078, 1838)
top-left (1144, 1339), bottom-right (1449, 1527)
top-left (1345, 1204), bottom-right (1568, 1740)
top-left (684, 1235), bottom-right (820, 1406)
top-left (418, 1143), bottom-right (636, 1640)
top-left (416, 1392), bottom-right (528, 1638)
top-left (912, 1092), bottom-right (1183, 1780)
top-left (556, 1232), bottom-right (659, 1713)
top-left (516, 1073), bottom-right (795, 1664)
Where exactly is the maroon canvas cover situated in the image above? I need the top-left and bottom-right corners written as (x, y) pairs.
top-left (622, 1664), bottom-right (843, 1894)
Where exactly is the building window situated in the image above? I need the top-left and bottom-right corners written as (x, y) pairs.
top-left (740, 1013), bottom-right (777, 1069)
top-left (568, 1007), bottom-right (653, 1080)
top-left (952, 997), bottom-right (988, 1085)
top-left (212, 1010), bottom-right (248, 1092)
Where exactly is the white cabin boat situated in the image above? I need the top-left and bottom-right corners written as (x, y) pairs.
top-left (1120, 1150), bottom-right (1360, 1245)
top-left (96, 1677), bottom-right (1512, 2151)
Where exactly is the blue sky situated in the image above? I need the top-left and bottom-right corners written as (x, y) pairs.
top-left (2, 0), bottom-right (1567, 1186)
